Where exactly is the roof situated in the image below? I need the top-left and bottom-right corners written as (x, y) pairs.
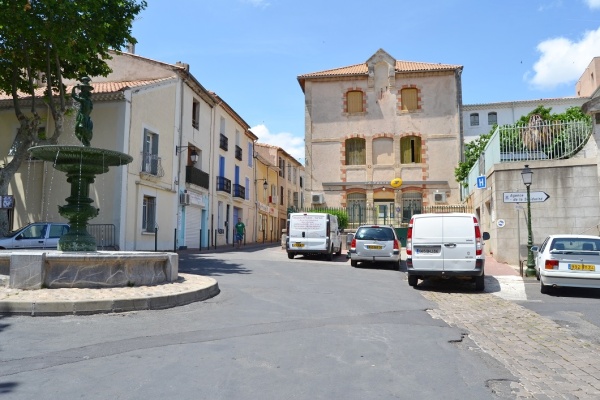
top-left (463, 97), bottom-right (589, 110)
top-left (297, 59), bottom-right (462, 91)
top-left (0, 78), bottom-right (174, 103)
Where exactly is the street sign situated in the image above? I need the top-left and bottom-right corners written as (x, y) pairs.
top-left (503, 191), bottom-right (550, 203)
top-left (476, 176), bottom-right (486, 189)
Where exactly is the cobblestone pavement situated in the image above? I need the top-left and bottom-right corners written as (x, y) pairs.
top-left (421, 288), bottom-right (600, 399)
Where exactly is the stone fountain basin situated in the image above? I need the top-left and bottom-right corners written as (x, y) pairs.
top-left (0, 251), bottom-right (178, 289)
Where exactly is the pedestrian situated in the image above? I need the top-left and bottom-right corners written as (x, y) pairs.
top-left (235, 218), bottom-right (245, 248)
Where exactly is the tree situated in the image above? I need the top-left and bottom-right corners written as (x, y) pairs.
top-left (454, 131), bottom-right (493, 187)
top-left (0, 0), bottom-right (147, 235)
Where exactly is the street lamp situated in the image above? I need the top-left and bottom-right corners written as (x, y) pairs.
top-left (521, 164), bottom-right (535, 277)
top-left (176, 146), bottom-right (199, 165)
top-left (255, 178), bottom-right (268, 190)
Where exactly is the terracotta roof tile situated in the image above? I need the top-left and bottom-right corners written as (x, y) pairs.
top-left (298, 60), bottom-right (461, 80)
top-left (0, 78), bottom-right (173, 101)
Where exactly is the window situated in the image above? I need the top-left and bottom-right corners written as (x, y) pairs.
top-left (247, 142), bottom-right (253, 167)
top-left (142, 196), bottom-right (156, 232)
top-left (488, 112), bottom-right (497, 125)
top-left (470, 113), bottom-right (479, 126)
top-left (192, 99), bottom-right (200, 129)
top-left (402, 192), bottom-right (422, 223)
top-left (279, 157), bottom-right (285, 178)
top-left (220, 116), bottom-right (225, 135)
top-left (400, 136), bottom-right (421, 164)
top-left (347, 90), bottom-right (363, 113)
top-left (345, 138), bottom-right (366, 165)
top-left (48, 224), bottom-right (69, 238)
top-left (287, 162), bottom-right (291, 181)
top-left (142, 129), bottom-right (159, 175)
top-left (280, 186), bottom-right (284, 205)
top-left (401, 88), bottom-right (418, 111)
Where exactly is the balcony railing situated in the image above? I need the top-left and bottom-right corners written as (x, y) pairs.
top-left (235, 145), bottom-right (242, 161)
top-left (216, 176), bottom-right (231, 193)
top-left (185, 166), bottom-right (209, 189)
top-left (140, 152), bottom-right (164, 177)
top-left (219, 134), bottom-right (228, 151)
top-left (233, 184), bottom-right (246, 199)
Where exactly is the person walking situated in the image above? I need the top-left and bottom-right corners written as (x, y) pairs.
top-left (235, 218), bottom-right (246, 248)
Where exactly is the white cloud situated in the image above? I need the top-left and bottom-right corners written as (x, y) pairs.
top-left (251, 124), bottom-right (305, 164)
top-left (527, 27), bottom-right (600, 90)
top-left (584, 0), bottom-right (600, 9)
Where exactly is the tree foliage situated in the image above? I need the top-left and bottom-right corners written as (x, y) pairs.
top-left (454, 106), bottom-right (591, 186)
top-left (0, 0), bottom-right (146, 235)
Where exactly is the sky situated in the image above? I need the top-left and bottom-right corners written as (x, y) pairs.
top-left (131, 0), bottom-right (600, 164)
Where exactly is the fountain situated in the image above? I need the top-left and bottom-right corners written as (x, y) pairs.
top-left (3, 77), bottom-right (178, 290)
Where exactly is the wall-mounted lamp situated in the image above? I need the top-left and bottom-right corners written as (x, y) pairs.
top-left (176, 146), bottom-right (199, 165)
top-left (255, 178), bottom-right (268, 190)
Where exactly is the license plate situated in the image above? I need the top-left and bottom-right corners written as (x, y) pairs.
top-left (569, 264), bottom-right (596, 271)
top-left (367, 245), bottom-right (383, 250)
top-left (292, 243), bottom-right (305, 248)
top-left (416, 247), bottom-right (440, 254)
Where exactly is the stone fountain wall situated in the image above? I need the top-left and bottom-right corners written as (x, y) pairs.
top-left (1, 251), bottom-right (178, 289)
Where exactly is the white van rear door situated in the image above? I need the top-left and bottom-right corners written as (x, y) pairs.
top-left (442, 215), bottom-right (477, 271)
top-left (411, 216), bottom-right (444, 271)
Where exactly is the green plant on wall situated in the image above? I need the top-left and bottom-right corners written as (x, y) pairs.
top-left (454, 131), bottom-right (493, 187)
top-left (312, 208), bottom-right (349, 230)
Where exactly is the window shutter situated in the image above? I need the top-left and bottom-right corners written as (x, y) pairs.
top-left (347, 91), bottom-right (363, 113)
top-left (401, 88), bottom-right (418, 111)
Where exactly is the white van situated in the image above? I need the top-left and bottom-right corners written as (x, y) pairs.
top-left (286, 213), bottom-right (343, 261)
top-left (406, 213), bottom-right (490, 291)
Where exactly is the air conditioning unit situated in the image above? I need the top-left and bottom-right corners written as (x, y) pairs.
top-left (434, 193), bottom-right (446, 203)
top-left (312, 194), bottom-right (325, 204)
top-left (179, 192), bottom-right (190, 205)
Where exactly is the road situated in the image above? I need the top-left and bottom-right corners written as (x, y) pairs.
top-left (0, 246), bottom-right (519, 399)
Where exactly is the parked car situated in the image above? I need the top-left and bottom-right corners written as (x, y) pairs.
top-left (532, 234), bottom-right (600, 294)
top-left (0, 222), bottom-right (70, 250)
top-left (286, 212), bottom-right (343, 260)
top-left (347, 225), bottom-right (401, 269)
top-left (406, 213), bottom-right (490, 291)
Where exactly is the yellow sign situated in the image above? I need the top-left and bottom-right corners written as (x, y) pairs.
top-left (390, 178), bottom-right (403, 188)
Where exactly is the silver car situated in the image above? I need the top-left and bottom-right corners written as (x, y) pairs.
top-left (347, 225), bottom-right (401, 270)
top-left (0, 222), bottom-right (69, 250)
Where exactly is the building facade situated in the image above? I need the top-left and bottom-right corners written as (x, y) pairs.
top-left (297, 49), bottom-right (464, 225)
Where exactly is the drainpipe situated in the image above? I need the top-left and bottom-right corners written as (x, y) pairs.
top-left (121, 89), bottom-right (133, 250)
top-left (175, 77), bottom-right (185, 250)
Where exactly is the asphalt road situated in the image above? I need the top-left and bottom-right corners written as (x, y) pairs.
top-left (0, 246), bottom-right (517, 399)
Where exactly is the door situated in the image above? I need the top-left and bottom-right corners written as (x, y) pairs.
top-left (441, 215), bottom-right (477, 271)
top-left (14, 223), bottom-right (48, 249)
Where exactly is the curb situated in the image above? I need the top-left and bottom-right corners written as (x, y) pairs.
top-left (0, 273), bottom-right (219, 316)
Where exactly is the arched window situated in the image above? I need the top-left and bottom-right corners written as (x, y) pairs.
top-left (347, 91), bottom-right (363, 113)
top-left (345, 138), bottom-right (366, 165)
top-left (400, 136), bottom-right (421, 164)
top-left (401, 88), bottom-right (418, 111)
top-left (347, 193), bottom-right (367, 228)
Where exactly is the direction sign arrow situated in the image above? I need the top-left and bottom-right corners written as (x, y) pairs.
top-left (503, 192), bottom-right (550, 203)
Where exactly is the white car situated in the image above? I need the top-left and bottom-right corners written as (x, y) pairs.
top-left (532, 234), bottom-right (600, 294)
top-left (0, 222), bottom-right (69, 250)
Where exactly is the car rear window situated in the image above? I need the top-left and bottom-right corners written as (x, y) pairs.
top-left (356, 227), bottom-right (395, 240)
top-left (551, 239), bottom-right (600, 251)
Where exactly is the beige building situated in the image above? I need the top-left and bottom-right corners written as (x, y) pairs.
top-left (254, 143), bottom-right (304, 232)
top-left (0, 51), bottom-right (262, 250)
top-left (253, 151), bottom-right (280, 243)
top-left (297, 49), bottom-right (464, 224)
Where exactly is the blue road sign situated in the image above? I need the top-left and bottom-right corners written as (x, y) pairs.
top-left (477, 176), bottom-right (486, 189)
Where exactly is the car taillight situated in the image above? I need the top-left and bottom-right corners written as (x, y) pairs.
top-left (406, 218), bottom-right (413, 255)
top-left (393, 239), bottom-right (399, 250)
top-left (350, 238), bottom-right (356, 250)
top-left (474, 216), bottom-right (483, 255)
top-left (545, 259), bottom-right (558, 270)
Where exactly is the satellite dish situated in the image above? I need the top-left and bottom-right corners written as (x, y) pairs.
top-left (390, 178), bottom-right (403, 188)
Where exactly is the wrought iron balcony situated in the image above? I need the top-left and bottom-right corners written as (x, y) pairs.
top-left (219, 134), bottom-right (228, 151)
top-left (216, 176), bottom-right (231, 193)
top-left (235, 145), bottom-right (242, 161)
top-left (233, 184), bottom-right (246, 199)
top-left (140, 152), bottom-right (164, 177)
top-left (185, 166), bottom-right (209, 189)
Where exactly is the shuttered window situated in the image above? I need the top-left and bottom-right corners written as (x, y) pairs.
top-left (347, 91), bottom-right (363, 113)
top-left (400, 136), bottom-right (421, 164)
top-left (345, 138), bottom-right (366, 165)
top-left (401, 88), bottom-right (418, 111)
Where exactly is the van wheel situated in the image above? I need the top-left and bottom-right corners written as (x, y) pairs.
top-left (408, 275), bottom-right (418, 287)
top-left (392, 260), bottom-right (400, 271)
top-left (474, 275), bottom-right (485, 291)
top-left (351, 260), bottom-right (358, 267)
top-left (287, 252), bottom-right (294, 260)
top-left (335, 246), bottom-right (342, 256)
top-left (326, 246), bottom-right (333, 261)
